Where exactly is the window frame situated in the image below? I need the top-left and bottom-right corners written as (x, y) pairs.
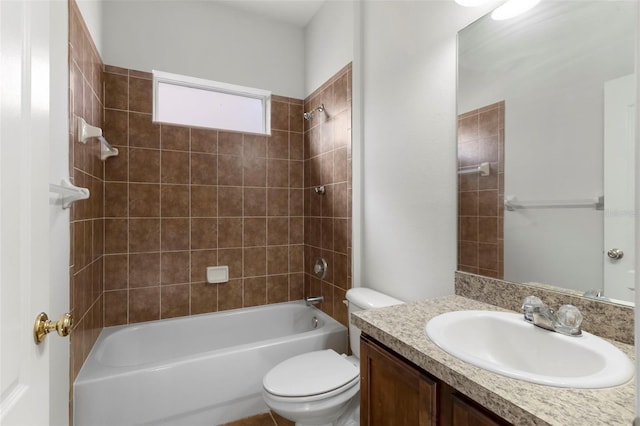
top-left (152, 70), bottom-right (272, 135)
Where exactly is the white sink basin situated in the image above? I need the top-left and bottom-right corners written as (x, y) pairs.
top-left (425, 310), bottom-right (633, 388)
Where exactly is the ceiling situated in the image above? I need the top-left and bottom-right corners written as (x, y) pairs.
top-left (218, 0), bottom-right (326, 27)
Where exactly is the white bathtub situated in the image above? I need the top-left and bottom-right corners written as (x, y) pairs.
top-left (74, 301), bottom-right (347, 426)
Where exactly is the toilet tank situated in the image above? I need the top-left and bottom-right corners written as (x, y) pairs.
top-left (346, 288), bottom-right (403, 358)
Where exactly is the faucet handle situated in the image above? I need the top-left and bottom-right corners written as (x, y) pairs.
top-left (522, 296), bottom-right (545, 321)
top-left (522, 295), bottom-right (544, 308)
top-left (556, 304), bottom-right (583, 335)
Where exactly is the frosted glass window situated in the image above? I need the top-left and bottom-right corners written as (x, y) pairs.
top-left (153, 70), bottom-right (271, 135)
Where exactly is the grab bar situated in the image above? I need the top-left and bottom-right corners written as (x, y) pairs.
top-left (458, 162), bottom-right (490, 177)
top-left (504, 196), bottom-right (604, 211)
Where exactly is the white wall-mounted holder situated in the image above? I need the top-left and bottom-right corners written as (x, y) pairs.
top-left (49, 178), bottom-right (90, 209)
top-left (78, 117), bottom-right (102, 141)
top-left (98, 136), bottom-right (119, 160)
top-left (77, 117), bottom-right (119, 161)
top-left (206, 266), bottom-right (229, 284)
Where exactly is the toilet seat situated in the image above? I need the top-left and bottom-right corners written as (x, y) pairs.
top-left (263, 349), bottom-right (359, 400)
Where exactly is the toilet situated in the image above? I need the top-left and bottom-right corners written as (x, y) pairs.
top-left (262, 288), bottom-right (403, 426)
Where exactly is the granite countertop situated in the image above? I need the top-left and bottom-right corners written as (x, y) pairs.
top-left (352, 295), bottom-right (635, 426)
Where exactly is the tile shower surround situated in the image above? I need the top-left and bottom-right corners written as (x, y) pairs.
top-left (102, 69), bottom-right (305, 324)
top-left (303, 63), bottom-right (353, 327)
top-left (66, 2), bottom-right (353, 392)
top-left (69, 0), bottom-right (105, 384)
top-left (101, 64), bottom-right (353, 330)
top-left (457, 101), bottom-right (505, 278)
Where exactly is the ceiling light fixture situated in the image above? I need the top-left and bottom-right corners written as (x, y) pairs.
top-left (491, 0), bottom-right (540, 20)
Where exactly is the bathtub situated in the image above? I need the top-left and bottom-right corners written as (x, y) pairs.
top-left (74, 301), bottom-right (347, 426)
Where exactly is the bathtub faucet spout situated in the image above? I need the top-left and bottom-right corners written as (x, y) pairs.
top-left (305, 296), bottom-right (324, 306)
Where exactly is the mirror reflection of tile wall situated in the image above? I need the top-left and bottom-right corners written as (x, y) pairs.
top-left (457, 101), bottom-right (504, 278)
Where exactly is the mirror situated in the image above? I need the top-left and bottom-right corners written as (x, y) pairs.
top-left (457, 1), bottom-right (637, 304)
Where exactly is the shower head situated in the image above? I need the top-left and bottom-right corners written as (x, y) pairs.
top-left (303, 104), bottom-right (325, 121)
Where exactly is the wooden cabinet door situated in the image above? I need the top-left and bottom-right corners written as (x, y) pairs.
top-left (449, 391), bottom-right (511, 426)
top-left (360, 336), bottom-right (437, 426)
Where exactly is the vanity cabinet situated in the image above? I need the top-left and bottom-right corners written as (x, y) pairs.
top-left (441, 384), bottom-right (511, 426)
top-left (360, 335), bottom-right (511, 426)
top-left (360, 334), bottom-right (437, 425)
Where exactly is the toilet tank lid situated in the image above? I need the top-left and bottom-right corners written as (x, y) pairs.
top-left (345, 288), bottom-right (403, 309)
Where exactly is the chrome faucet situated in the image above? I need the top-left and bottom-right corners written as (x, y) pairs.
top-left (305, 296), bottom-right (324, 306)
top-left (521, 296), bottom-right (583, 336)
top-left (583, 289), bottom-right (603, 298)
top-left (583, 289), bottom-right (609, 301)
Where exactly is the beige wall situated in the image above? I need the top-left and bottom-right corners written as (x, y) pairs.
top-left (360, 1), bottom-right (496, 301)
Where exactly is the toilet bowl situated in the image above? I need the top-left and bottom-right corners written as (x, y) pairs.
top-left (263, 350), bottom-right (360, 426)
top-left (262, 288), bottom-right (403, 426)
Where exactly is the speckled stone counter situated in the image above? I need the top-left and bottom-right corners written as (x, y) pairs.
top-left (455, 271), bottom-right (635, 345)
top-left (352, 295), bottom-right (635, 426)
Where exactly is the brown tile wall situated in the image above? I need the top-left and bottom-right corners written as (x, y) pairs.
top-left (457, 101), bottom-right (505, 278)
top-left (303, 64), bottom-right (353, 328)
top-left (69, 0), bottom-right (105, 384)
top-left (102, 66), bottom-right (308, 325)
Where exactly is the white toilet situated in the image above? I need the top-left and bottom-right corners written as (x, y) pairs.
top-left (262, 288), bottom-right (403, 426)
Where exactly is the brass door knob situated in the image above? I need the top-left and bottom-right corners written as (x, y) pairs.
top-left (33, 312), bottom-right (72, 344)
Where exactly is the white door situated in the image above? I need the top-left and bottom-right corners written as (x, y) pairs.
top-left (603, 74), bottom-right (636, 302)
top-left (0, 1), bottom-right (69, 425)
